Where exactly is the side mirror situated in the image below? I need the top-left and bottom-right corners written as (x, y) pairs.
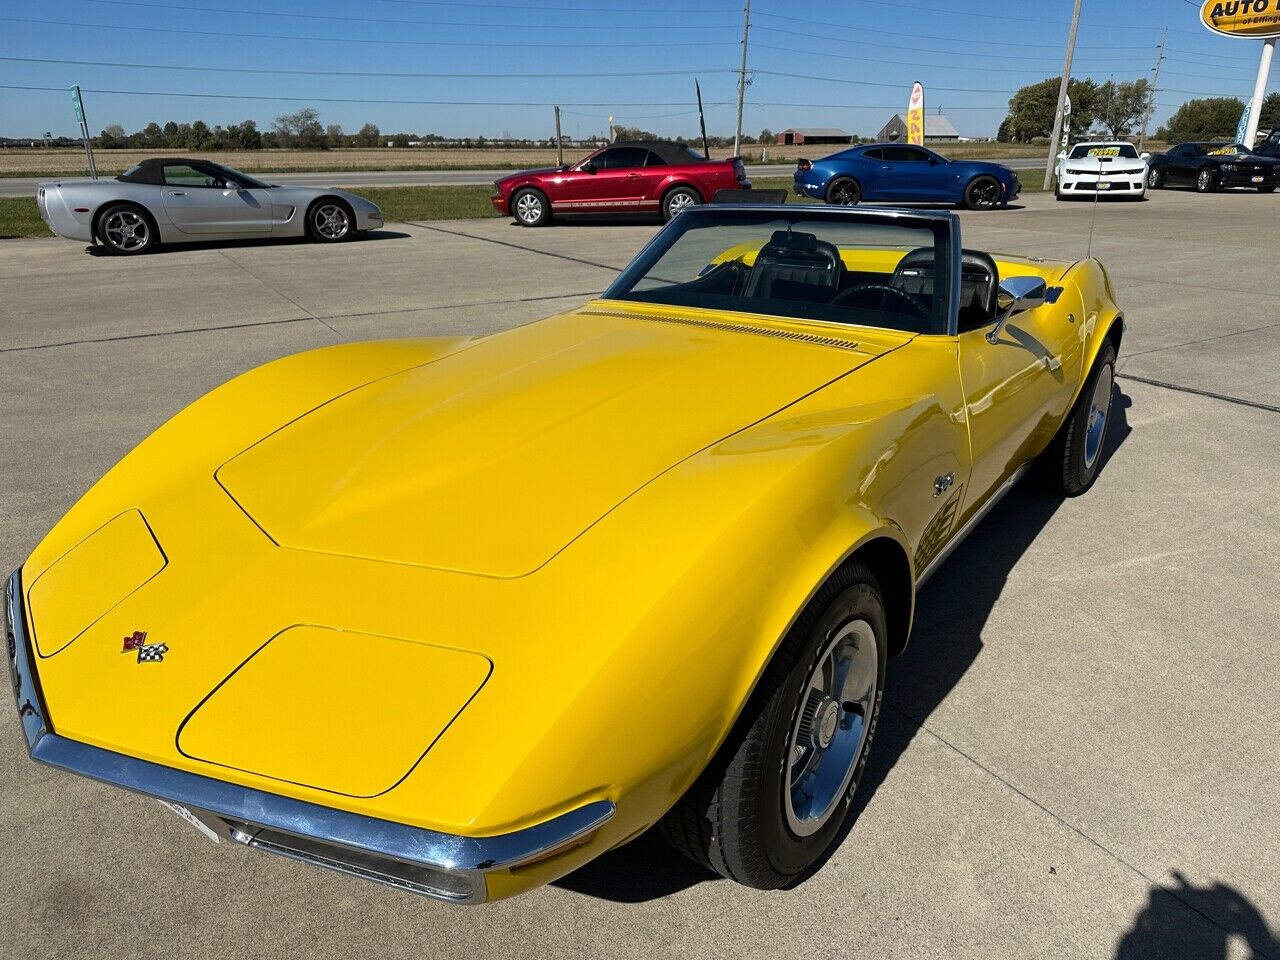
top-left (581, 160), bottom-right (597, 174)
top-left (222, 180), bottom-right (243, 194)
top-left (987, 276), bottom-right (1046, 345)
top-left (1056, 151), bottom-right (1067, 161)
top-left (1140, 151), bottom-right (1150, 159)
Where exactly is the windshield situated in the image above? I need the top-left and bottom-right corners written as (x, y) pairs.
top-left (602, 207), bottom-right (954, 335)
top-left (208, 162), bottom-right (270, 189)
top-left (1204, 143), bottom-right (1252, 157)
top-left (1069, 143), bottom-right (1139, 160)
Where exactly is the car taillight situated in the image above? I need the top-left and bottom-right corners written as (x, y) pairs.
top-left (797, 158), bottom-right (812, 171)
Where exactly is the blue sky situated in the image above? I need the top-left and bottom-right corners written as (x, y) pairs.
top-left (1, 0), bottom-right (1275, 141)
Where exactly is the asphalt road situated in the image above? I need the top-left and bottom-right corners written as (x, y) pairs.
top-left (1, 189), bottom-right (1277, 959)
top-left (0, 156), bottom-right (1046, 196)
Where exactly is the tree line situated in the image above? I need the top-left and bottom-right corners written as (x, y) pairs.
top-left (999, 76), bottom-right (1280, 144)
top-left (94, 109), bottom-right (420, 150)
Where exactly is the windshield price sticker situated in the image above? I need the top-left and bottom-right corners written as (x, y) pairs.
top-left (1086, 148), bottom-right (1121, 158)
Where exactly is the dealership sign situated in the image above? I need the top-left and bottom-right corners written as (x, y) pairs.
top-left (1200, 0), bottom-right (1280, 39)
top-left (906, 82), bottom-right (924, 146)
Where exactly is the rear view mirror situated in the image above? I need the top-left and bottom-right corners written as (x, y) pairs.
top-left (988, 276), bottom-right (1047, 344)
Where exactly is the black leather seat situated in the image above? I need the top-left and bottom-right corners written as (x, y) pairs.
top-left (891, 247), bottom-right (1000, 332)
top-left (744, 230), bottom-right (843, 302)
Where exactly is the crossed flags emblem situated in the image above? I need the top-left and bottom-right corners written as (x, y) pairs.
top-left (122, 630), bottom-right (168, 664)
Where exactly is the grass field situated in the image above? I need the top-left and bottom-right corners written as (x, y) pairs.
top-left (0, 142), bottom-right (1091, 178)
top-left (0, 176), bottom-right (1049, 240)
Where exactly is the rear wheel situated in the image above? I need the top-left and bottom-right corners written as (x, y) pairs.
top-left (97, 203), bottom-right (156, 255)
top-left (511, 188), bottom-right (551, 227)
top-left (825, 177), bottom-right (861, 206)
top-left (661, 562), bottom-right (886, 889)
top-left (963, 175), bottom-right (1002, 210)
top-left (1041, 341), bottom-right (1116, 497)
top-left (662, 185), bottom-right (701, 221)
top-left (307, 199), bottom-right (354, 242)
top-left (1195, 167), bottom-right (1217, 193)
top-left (1147, 166), bottom-right (1163, 189)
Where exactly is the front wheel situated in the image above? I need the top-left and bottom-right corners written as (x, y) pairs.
top-left (1195, 167), bottom-right (1217, 193)
top-left (97, 203), bottom-right (157, 255)
top-left (661, 185), bottom-right (701, 221)
top-left (307, 199), bottom-right (354, 242)
top-left (1147, 166), bottom-right (1163, 189)
top-left (963, 175), bottom-right (1002, 210)
top-left (1041, 341), bottom-right (1116, 497)
top-left (825, 177), bottom-right (861, 206)
top-left (511, 188), bottom-right (551, 227)
top-left (661, 563), bottom-right (886, 889)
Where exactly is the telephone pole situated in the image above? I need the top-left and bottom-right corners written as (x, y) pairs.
top-left (733, 0), bottom-right (751, 157)
top-left (1044, 0), bottom-right (1083, 190)
top-left (554, 105), bottom-right (563, 166)
top-left (1137, 28), bottom-right (1166, 154)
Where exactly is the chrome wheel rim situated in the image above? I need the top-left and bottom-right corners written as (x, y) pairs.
top-left (971, 179), bottom-right (1000, 208)
top-left (103, 210), bottom-right (148, 251)
top-left (1083, 363), bottom-right (1114, 471)
top-left (1147, 168), bottom-right (1159, 187)
top-left (515, 192), bottom-right (543, 223)
top-left (784, 619), bottom-right (879, 837)
top-left (313, 203), bottom-right (349, 239)
top-left (829, 180), bottom-right (858, 205)
top-left (1198, 169), bottom-right (1211, 191)
top-left (667, 191), bottom-right (696, 216)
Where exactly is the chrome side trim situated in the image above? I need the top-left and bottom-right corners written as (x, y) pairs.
top-left (915, 461), bottom-right (1032, 588)
top-left (5, 570), bottom-right (614, 903)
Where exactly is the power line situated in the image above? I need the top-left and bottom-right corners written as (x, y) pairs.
top-left (0, 55), bottom-right (734, 81)
top-left (752, 19), bottom-right (1157, 50)
top-left (753, 42), bottom-right (1154, 72)
top-left (74, 0), bottom-right (740, 30)
top-left (0, 16), bottom-right (738, 48)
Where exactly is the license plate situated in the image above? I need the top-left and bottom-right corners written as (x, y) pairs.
top-left (157, 799), bottom-right (221, 844)
top-left (1252, 176), bottom-right (1264, 183)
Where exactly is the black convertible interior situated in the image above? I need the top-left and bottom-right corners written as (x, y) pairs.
top-left (623, 230), bottom-right (1001, 335)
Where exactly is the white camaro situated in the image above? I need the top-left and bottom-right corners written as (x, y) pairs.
top-left (1055, 141), bottom-right (1150, 200)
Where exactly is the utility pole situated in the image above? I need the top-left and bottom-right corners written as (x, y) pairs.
top-left (554, 105), bottom-right (563, 166)
top-left (1137, 28), bottom-right (1166, 154)
top-left (1244, 37), bottom-right (1276, 148)
top-left (733, 0), bottom-right (751, 157)
top-left (1044, 0), bottom-right (1082, 190)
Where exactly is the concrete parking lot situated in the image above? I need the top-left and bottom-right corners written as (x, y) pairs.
top-left (1, 190), bottom-right (1277, 959)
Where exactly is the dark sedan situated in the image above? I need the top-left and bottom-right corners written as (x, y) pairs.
top-left (1147, 142), bottom-right (1280, 193)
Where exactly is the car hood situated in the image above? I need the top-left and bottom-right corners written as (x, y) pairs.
top-left (498, 166), bottom-right (569, 183)
top-left (215, 306), bottom-right (884, 578)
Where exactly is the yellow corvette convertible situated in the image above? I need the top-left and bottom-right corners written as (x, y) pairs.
top-left (6, 205), bottom-right (1122, 903)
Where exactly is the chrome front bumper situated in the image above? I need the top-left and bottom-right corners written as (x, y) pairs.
top-left (5, 569), bottom-right (612, 903)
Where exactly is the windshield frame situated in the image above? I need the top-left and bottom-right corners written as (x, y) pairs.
top-left (601, 204), bottom-right (962, 336)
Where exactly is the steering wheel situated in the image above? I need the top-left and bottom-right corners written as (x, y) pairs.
top-left (831, 283), bottom-right (931, 321)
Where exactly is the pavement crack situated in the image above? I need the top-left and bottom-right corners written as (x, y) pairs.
top-left (216, 251), bottom-right (344, 340)
top-left (1116, 372), bottom-right (1280, 415)
top-left (403, 221), bottom-right (624, 272)
top-left (1118, 318), bottom-right (1280, 361)
top-left (0, 316), bottom-right (314, 353)
top-left (884, 700), bottom-right (1267, 955)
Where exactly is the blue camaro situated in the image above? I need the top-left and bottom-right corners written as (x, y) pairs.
top-left (794, 144), bottom-right (1020, 210)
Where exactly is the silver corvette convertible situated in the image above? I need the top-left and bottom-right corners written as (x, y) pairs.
top-left (37, 157), bottom-right (384, 255)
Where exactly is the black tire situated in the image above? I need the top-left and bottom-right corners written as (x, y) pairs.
top-left (95, 202), bottom-right (157, 255)
top-left (1194, 167), bottom-right (1217, 193)
top-left (661, 562), bottom-right (887, 889)
top-left (511, 187), bottom-right (551, 227)
top-left (1041, 341), bottom-right (1116, 497)
top-left (1259, 184), bottom-right (1276, 193)
top-left (661, 185), bottom-right (702, 221)
top-left (1146, 166), bottom-right (1164, 189)
top-left (1054, 182), bottom-right (1065, 201)
top-left (963, 175), bottom-right (1002, 211)
top-left (306, 198), bottom-right (355, 243)
top-left (825, 177), bottom-right (861, 206)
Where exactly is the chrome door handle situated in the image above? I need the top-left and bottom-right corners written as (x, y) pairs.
top-left (166, 191), bottom-right (187, 196)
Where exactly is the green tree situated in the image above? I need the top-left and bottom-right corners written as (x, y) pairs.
top-left (355, 122), bottom-right (380, 147)
top-left (273, 107), bottom-right (325, 149)
top-left (141, 122), bottom-right (163, 147)
top-left (162, 120), bottom-right (180, 146)
top-left (759, 128), bottom-right (774, 144)
top-left (325, 123), bottom-right (344, 148)
top-left (1096, 78), bottom-right (1151, 138)
top-left (97, 124), bottom-right (126, 148)
top-left (1162, 96), bottom-right (1245, 143)
top-left (1001, 76), bottom-right (1101, 142)
top-left (1258, 91), bottom-right (1280, 131)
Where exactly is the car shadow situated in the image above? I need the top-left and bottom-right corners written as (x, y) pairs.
top-left (1113, 871), bottom-right (1280, 959)
top-left (557, 384), bottom-right (1132, 904)
top-left (83, 229), bottom-right (411, 256)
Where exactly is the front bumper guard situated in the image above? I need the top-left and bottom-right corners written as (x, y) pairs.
top-left (5, 569), bottom-right (612, 903)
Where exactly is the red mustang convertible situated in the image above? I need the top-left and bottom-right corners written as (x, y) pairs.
top-left (491, 140), bottom-right (750, 226)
